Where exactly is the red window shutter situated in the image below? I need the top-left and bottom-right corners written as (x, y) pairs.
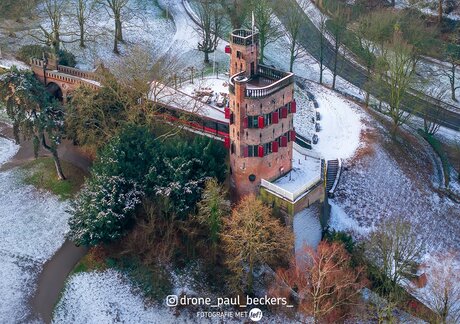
top-left (224, 137), bottom-right (230, 149)
top-left (290, 130), bottom-right (296, 142)
top-left (272, 111), bottom-right (279, 124)
top-left (272, 141), bottom-right (279, 152)
top-left (258, 115), bottom-right (265, 128)
top-left (281, 136), bottom-right (288, 147)
top-left (224, 107), bottom-right (230, 119)
top-left (243, 117), bottom-right (248, 128)
top-left (225, 45), bottom-right (231, 54)
top-left (281, 107), bottom-right (288, 119)
top-left (291, 99), bottom-right (297, 113)
top-left (258, 145), bottom-right (264, 157)
top-left (243, 145), bottom-right (249, 158)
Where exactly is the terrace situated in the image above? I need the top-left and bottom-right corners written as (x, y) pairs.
top-left (229, 64), bottom-right (294, 99)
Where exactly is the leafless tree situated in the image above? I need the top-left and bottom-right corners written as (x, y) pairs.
top-left (73, 0), bottom-right (98, 48)
top-left (422, 88), bottom-right (447, 135)
top-left (374, 28), bottom-right (420, 133)
top-left (277, 0), bottom-right (308, 73)
top-left (194, 0), bottom-right (224, 64)
top-left (441, 40), bottom-right (460, 102)
top-left (31, 0), bottom-right (68, 52)
top-left (366, 219), bottom-right (424, 295)
top-left (318, 11), bottom-right (328, 85)
top-left (98, 0), bottom-right (129, 54)
top-left (414, 253), bottom-right (460, 324)
top-left (329, 3), bottom-right (349, 90)
top-left (249, 0), bottom-right (282, 64)
top-left (274, 242), bottom-right (367, 323)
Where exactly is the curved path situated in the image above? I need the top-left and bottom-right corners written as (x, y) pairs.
top-left (271, 0), bottom-right (460, 130)
top-left (0, 123), bottom-right (90, 324)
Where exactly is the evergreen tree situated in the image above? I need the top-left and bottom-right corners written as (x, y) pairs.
top-left (0, 67), bottom-right (66, 179)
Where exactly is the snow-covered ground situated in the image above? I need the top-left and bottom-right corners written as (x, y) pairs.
top-left (0, 137), bottom-right (71, 323)
top-left (328, 110), bottom-right (460, 305)
top-left (54, 268), bottom-right (296, 323)
top-left (294, 82), bottom-right (364, 160)
top-left (0, 57), bottom-right (30, 70)
top-left (293, 204), bottom-right (322, 253)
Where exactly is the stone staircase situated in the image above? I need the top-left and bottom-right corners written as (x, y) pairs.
top-left (326, 159), bottom-right (341, 197)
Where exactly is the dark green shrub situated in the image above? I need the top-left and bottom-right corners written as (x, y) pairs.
top-left (17, 45), bottom-right (76, 67)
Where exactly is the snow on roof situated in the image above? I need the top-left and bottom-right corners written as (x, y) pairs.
top-left (149, 80), bottom-right (227, 122)
top-left (263, 148), bottom-right (322, 202)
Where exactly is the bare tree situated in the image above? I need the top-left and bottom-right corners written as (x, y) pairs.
top-left (422, 88), bottom-right (446, 135)
top-left (366, 219), bottom-right (424, 295)
top-left (31, 0), bottom-right (68, 52)
top-left (442, 41), bottom-right (460, 102)
top-left (414, 253), bottom-right (460, 324)
top-left (274, 242), bottom-right (367, 323)
top-left (277, 0), bottom-right (308, 73)
top-left (195, 0), bottom-right (223, 64)
top-left (329, 3), bottom-right (348, 90)
top-left (318, 11), bottom-right (328, 85)
top-left (73, 0), bottom-right (98, 48)
top-left (374, 28), bottom-right (420, 133)
top-left (98, 0), bottom-right (129, 54)
top-left (249, 0), bottom-right (282, 64)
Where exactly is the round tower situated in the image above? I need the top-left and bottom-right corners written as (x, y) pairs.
top-left (226, 29), bottom-right (297, 197)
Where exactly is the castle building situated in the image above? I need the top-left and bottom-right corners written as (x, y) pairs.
top-left (226, 29), bottom-right (297, 197)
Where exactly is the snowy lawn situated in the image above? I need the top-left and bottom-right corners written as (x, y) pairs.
top-left (329, 111), bottom-right (460, 304)
top-left (54, 268), bottom-right (296, 323)
top-left (295, 82), bottom-right (364, 160)
top-left (0, 137), bottom-right (71, 322)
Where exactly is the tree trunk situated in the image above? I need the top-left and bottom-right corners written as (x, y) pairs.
top-left (79, 23), bottom-right (85, 48)
top-left (41, 133), bottom-right (66, 180)
top-left (204, 51), bottom-right (209, 64)
top-left (289, 45), bottom-right (295, 72)
top-left (260, 43), bottom-right (265, 64)
top-left (115, 14), bottom-right (123, 42)
top-left (52, 150), bottom-right (66, 180)
top-left (113, 33), bottom-right (119, 54)
top-left (391, 0), bottom-right (395, 7)
top-left (438, 0), bottom-right (443, 23)
top-left (332, 50), bottom-right (338, 90)
top-left (451, 65), bottom-right (457, 101)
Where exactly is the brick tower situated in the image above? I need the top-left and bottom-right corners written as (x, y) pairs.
top-left (226, 29), bottom-right (297, 197)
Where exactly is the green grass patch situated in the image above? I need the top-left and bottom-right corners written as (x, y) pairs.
top-left (21, 157), bottom-right (87, 200)
top-left (71, 251), bottom-right (106, 275)
top-left (419, 130), bottom-right (451, 186)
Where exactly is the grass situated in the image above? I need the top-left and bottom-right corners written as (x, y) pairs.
top-left (21, 157), bottom-right (88, 200)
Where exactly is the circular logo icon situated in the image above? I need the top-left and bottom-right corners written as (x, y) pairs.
top-left (249, 308), bottom-right (263, 322)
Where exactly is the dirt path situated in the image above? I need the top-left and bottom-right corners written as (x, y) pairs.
top-left (0, 122), bottom-right (92, 323)
top-left (32, 241), bottom-right (89, 324)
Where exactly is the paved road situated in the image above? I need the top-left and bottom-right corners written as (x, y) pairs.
top-left (273, 0), bottom-right (460, 130)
